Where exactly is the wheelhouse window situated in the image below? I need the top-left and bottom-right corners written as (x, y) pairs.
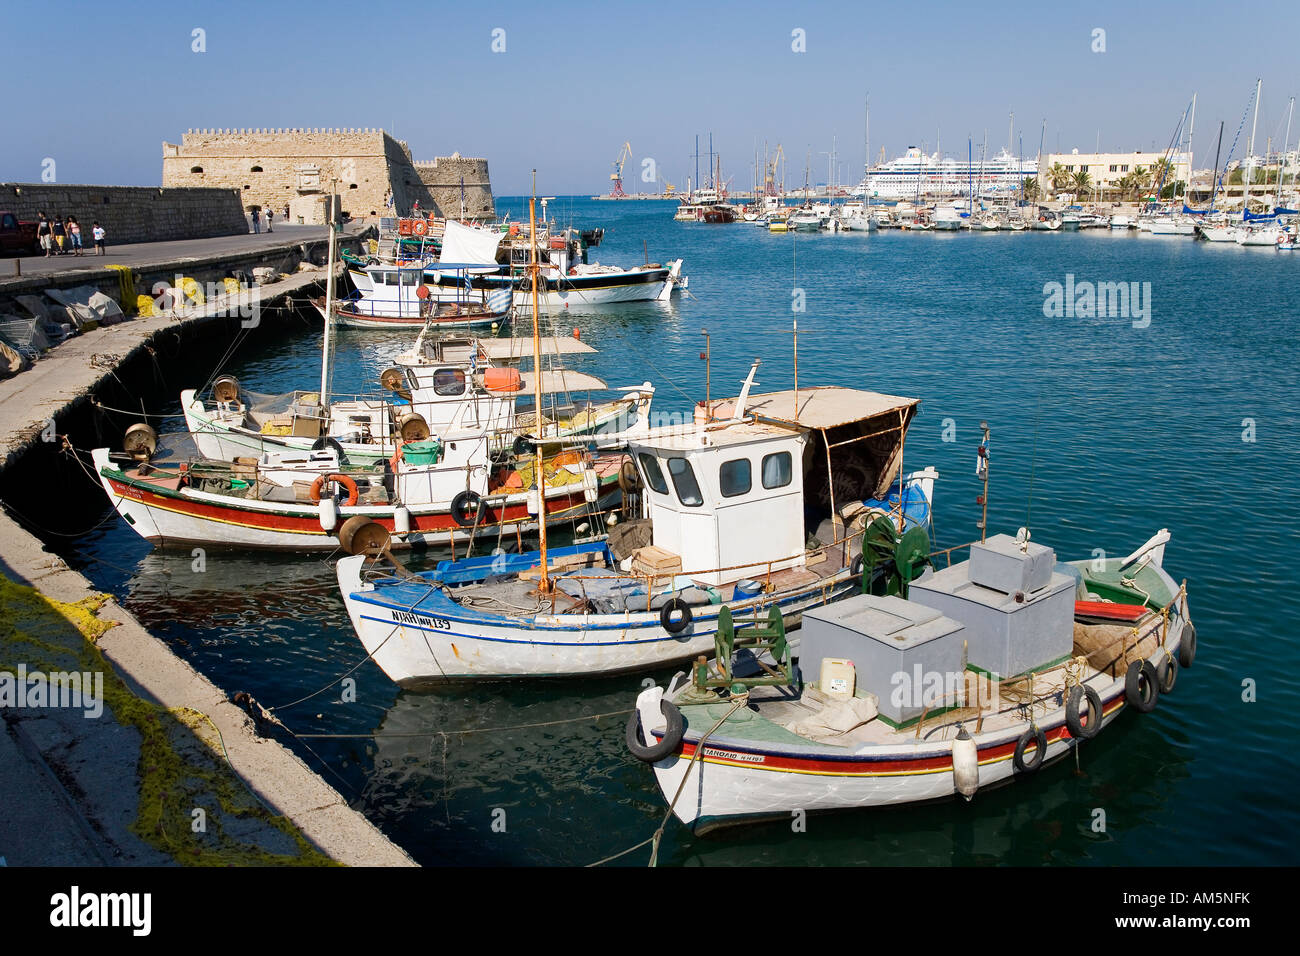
top-left (638, 453), bottom-right (669, 495)
top-left (400, 271), bottom-right (421, 286)
top-left (382, 271), bottom-right (400, 285)
top-left (719, 458), bottom-right (751, 498)
top-left (666, 457), bottom-right (703, 507)
top-left (761, 451), bottom-right (792, 489)
top-left (433, 368), bottom-right (465, 396)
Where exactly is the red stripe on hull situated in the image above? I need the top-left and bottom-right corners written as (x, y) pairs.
top-left (670, 696), bottom-right (1126, 775)
top-left (106, 475), bottom-right (593, 536)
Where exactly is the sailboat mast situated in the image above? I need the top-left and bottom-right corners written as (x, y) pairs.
top-left (1247, 78), bottom-right (1262, 211)
top-left (1277, 97), bottom-right (1294, 208)
top-left (1210, 121), bottom-right (1224, 211)
top-left (528, 174), bottom-right (549, 593)
top-left (319, 187), bottom-right (337, 402)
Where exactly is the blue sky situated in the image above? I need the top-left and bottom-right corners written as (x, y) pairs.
top-left (5, 0), bottom-right (1299, 194)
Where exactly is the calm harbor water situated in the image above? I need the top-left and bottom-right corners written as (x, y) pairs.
top-left (54, 198), bottom-right (1299, 866)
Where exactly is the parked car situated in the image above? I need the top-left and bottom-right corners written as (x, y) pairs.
top-left (0, 211), bottom-right (39, 255)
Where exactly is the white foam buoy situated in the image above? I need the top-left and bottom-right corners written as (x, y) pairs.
top-left (318, 497), bottom-right (338, 533)
top-left (394, 505), bottom-right (411, 536)
top-left (952, 726), bottom-right (979, 800)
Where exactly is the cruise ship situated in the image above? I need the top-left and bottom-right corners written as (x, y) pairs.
top-left (852, 147), bottom-right (1039, 200)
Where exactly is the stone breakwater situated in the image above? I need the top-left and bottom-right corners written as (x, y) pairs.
top-left (2, 183), bottom-right (249, 246)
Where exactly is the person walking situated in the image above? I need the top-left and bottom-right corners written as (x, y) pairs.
top-left (36, 213), bottom-right (52, 257)
top-left (52, 216), bottom-right (66, 254)
top-left (266, 208), bottom-right (273, 233)
top-left (67, 217), bottom-right (84, 256)
top-left (92, 222), bottom-right (106, 255)
top-left (250, 207), bottom-right (261, 234)
top-left (283, 203), bottom-right (289, 222)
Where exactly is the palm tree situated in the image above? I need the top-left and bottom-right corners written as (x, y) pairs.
top-left (1122, 166), bottom-right (1149, 201)
top-left (1022, 177), bottom-right (1041, 202)
top-left (1150, 158), bottom-right (1173, 188)
top-left (1048, 163), bottom-right (1069, 192)
top-left (1071, 169), bottom-right (1093, 196)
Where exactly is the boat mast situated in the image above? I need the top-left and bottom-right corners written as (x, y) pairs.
top-left (1246, 78), bottom-right (1262, 212)
top-left (528, 172), bottom-right (549, 594)
top-left (1277, 97), bottom-right (1294, 209)
top-left (864, 94), bottom-right (870, 211)
top-left (1186, 92), bottom-right (1197, 205)
top-left (319, 184), bottom-right (337, 403)
top-left (1209, 120), bottom-right (1224, 211)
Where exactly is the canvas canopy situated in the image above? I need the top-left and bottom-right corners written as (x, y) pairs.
top-left (437, 220), bottom-right (502, 268)
top-left (714, 386), bottom-right (921, 504)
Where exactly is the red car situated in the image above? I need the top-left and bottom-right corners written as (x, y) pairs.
top-left (0, 211), bottom-right (39, 255)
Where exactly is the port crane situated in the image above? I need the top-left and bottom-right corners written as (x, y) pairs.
top-left (610, 141), bottom-right (633, 197)
top-left (765, 144), bottom-right (786, 196)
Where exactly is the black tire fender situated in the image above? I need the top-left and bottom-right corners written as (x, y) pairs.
top-left (626, 698), bottom-right (684, 763)
top-left (1178, 621), bottom-right (1197, 669)
top-left (660, 597), bottom-right (692, 634)
top-left (450, 490), bottom-right (484, 528)
top-left (1013, 725), bottom-right (1047, 773)
top-left (1065, 684), bottom-right (1103, 740)
top-left (312, 436), bottom-right (347, 465)
top-left (1125, 660), bottom-right (1160, 713)
top-left (1158, 654), bottom-right (1179, 694)
top-left (512, 435), bottom-right (532, 457)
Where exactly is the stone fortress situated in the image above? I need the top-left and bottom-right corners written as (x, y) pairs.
top-left (162, 128), bottom-right (493, 224)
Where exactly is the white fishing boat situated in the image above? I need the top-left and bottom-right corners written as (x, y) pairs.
top-left (410, 220), bottom-right (687, 306)
top-left (931, 204), bottom-right (964, 231)
top-left (630, 526), bottom-right (1195, 833)
top-left (182, 336), bottom-right (646, 469)
top-left (91, 439), bottom-right (626, 552)
top-left (320, 260), bottom-right (511, 329)
top-left (1109, 214), bottom-right (1135, 229)
top-left (335, 366), bottom-right (940, 684)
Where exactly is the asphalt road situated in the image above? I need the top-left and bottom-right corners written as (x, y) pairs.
top-left (3, 223), bottom-right (343, 277)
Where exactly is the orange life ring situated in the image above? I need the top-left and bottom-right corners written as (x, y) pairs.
top-left (412, 219), bottom-right (429, 237)
top-left (309, 473), bottom-right (360, 507)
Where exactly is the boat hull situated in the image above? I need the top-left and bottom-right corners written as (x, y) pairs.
top-left (641, 611), bottom-right (1188, 832)
top-left (94, 448), bottom-right (617, 552)
top-left (338, 469), bottom-right (938, 682)
top-left (422, 263), bottom-right (681, 307)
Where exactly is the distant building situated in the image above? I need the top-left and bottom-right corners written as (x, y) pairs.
top-left (1038, 149), bottom-right (1192, 198)
top-left (162, 128), bottom-right (493, 223)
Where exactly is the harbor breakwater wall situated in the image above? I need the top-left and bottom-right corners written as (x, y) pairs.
top-left (2, 183), bottom-right (249, 245)
top-left (0, 269), bottom-right (415, 866)
top-left (0, 231), bottom-right (367, 318)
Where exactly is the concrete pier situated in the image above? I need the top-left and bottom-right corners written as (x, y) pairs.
top-left (0, 257), bottom-right (415, 866)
